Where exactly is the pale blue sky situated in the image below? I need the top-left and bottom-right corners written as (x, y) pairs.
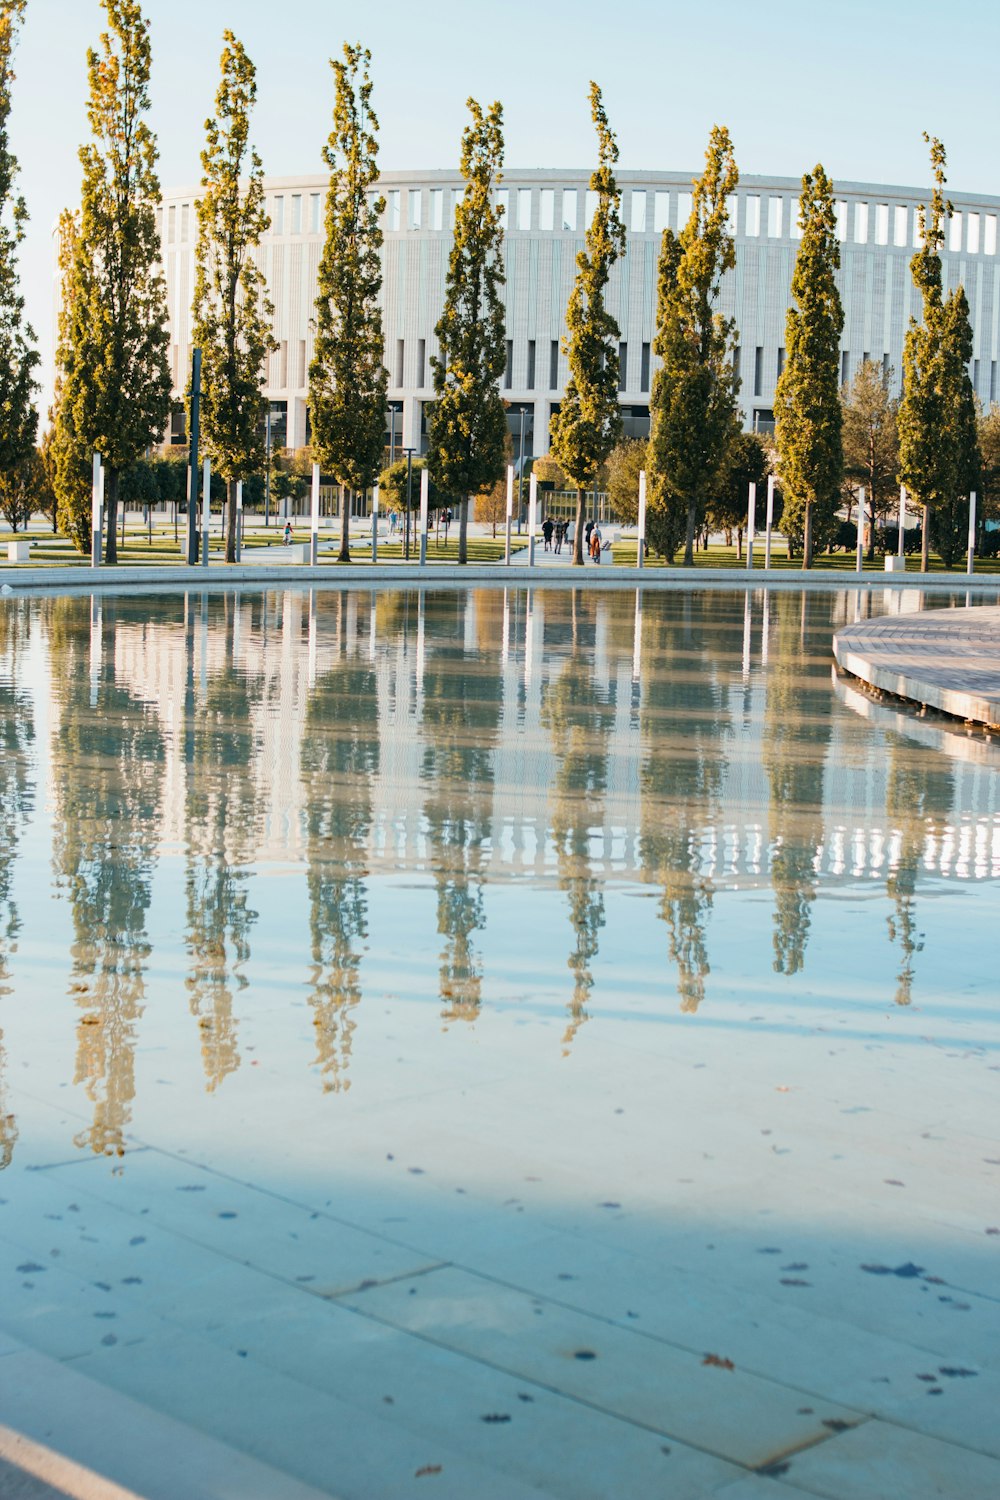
top-left (10, 0), bottom-right (1000, 402)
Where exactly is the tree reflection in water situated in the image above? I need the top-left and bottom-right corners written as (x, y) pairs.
top-left (763, 592), bottom-right (834, 975)
top-left (300, 594), bottom-right (379, 1091)
top-left (884, 737), bottom-right (954, 1005)
top-left (0, 598), bottom-right (34, 1169)
top-left (420, 592), bottom-right (503, 1025)
top-left (46, 597), bottom-right (164, 1157)
top-left (541, 592), bottom-right (615, 1050)
top-left (183, 593), bottom-right (264, 1090)
top-left (638, 592), bottom-right (730, 1012)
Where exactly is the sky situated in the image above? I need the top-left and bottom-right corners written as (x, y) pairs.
top-left (7, 0), bottom-right (1000, 405)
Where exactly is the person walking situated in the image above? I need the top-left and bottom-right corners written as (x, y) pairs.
top-left (590, 523), bottom-right (602, 564)
top-left (584, 518), bottom-right (594, 555)
top-left (283, 518), bottom-right (293, 546)
top-left (542, 516), bottom-right (554, 551)
top-left (554, 519), bottom-right (565, 555)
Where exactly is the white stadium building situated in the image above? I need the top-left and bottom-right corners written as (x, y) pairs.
top-left (158, 169), bottom-right (1000, 464)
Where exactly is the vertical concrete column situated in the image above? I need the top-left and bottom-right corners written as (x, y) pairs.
top-left (372, 483), bottom-right (379, 564)
top-left (747, 482), bottom-right (757, 569)
top-left (764, 475), bottom-right (775, 569)
top-left (235, 480), bottom-right (243, 562)
top-left (202, 458), bottom-right (211, 566)
top-left (967, 491), bottom-right (977, 575)
top-left (505, 464), bottom-right (514, 566)
top-left (528, 473), bottom-right (538, 566)
top-left (533, 398), bottom-right (551, 455)
top-left (91, 453), bottom-right (103, 569)
top-left (636, 469), bottom-right (646, 570)
top-left (856, 486), bottom-right (865, 573)
top-left (310, 463), bottom-right (320, 564)
top-left (419, 468), bottom-right (429, 565)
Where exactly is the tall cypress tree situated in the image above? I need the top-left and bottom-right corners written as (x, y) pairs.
top-left (899, 136), bottom-right (979, 571)
top-left (0, 0), bottom-right (38, 518)
top-left (192, 32), bottom-right (274, 564)
top-left (57, 0), bottom-right (170, 563)
top-left (549, 83), bottom-right (625, 566)
top-left (647, 126), bottom-right (740, 568)
top-left (309, 42), bottom-right (386, 565)
top-left (774, 166), bottom-right (844, 568)
top-left (52, 210), bottom-right (94, 551)
top-left (427, 98), bottom-right (506, 566)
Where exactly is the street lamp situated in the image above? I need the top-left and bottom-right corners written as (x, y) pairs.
top-left (264, 407), bottom-right (272, 528)
top-left (517, 406), bottom-right (527, 534)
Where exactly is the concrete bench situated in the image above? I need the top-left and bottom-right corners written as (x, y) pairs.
top-left (7, 540), bottom-right (31, 563)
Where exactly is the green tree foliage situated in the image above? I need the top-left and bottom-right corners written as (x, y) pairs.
top-left (899, 135), bottom-right (980, 570)
top-left (707, 430), bottom-right (771, 549)
top-left (56, 0), bottom-right (171, 562)
top-left (548, 83), bottom-right (625, 565)
top-left (978, 404), bottom-right (1000, 525)
top-left (605, 437), bottom-right (645, 525)
top-left (0, 0), bottom-right (39, 521)
top-left (427, 98), bottom-right (506, 565)
top-left (378, 454), bottom-right (439, 512)
top-left (647, 127), bottom-right (740, 567)
top-left (774, 166), bottom-right (844, 567)
top-left (51, 209), bottom-right (93, 551)
top-left (192, 32), bottom-right (274, 563)
top-left (309, 43), bottom-right (386, 564)
top-left (841, 358), bottom-right (899, 557)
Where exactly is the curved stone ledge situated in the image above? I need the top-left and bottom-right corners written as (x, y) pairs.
top-left (833, 606), bottom-right (1000, 730)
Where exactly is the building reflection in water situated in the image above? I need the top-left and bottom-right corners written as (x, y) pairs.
top-left (0, 582), bottom-right (995, 1166)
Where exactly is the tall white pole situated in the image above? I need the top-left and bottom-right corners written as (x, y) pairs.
top-left (91, 452), bottom-right (103, 569)
top-left (371, 483), bottom-right (379, 564)
top-left (764, 473), bottom-right (775, 569)
top-left (202, 458), bottom-right (211, 566)
top-left (636, 468), bottom-right (647, 571)
top-left (310, 462), bottom-right (320, 564)
top-left (746, 481), bottom-right (757, 569)
top-left (419, 467), bottom-right (429, 565)
top-left (504, 463), bottom-right (514, 566)
top-left (235, 480), bottom-right (243, 562)
top-left (898, 484), bottom-right (906, 558)
top-left (528, 472), bottom-right (538, 566)
top-left (967, 490), bottom-right (977, 575)
top-left (855, 485), bottom-right (865, 573)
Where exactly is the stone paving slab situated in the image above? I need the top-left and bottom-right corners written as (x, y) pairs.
top-left (833, 606), bottom-right (1000, 728)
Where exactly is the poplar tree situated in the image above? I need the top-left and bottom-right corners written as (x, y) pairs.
top-left (427, 98), bottom-right (506, 565)
top-left (52, 209), bottom-right (93, 550)
top-left (0, 0), bottom-right (38, 518)
top-left (192, 32), bottom-right (274, 564)
top-left (774, 166), bottom-right (844, 568)
top-left (309, 42), bottom-right (386, 565)
top-left (647, 126), bottom-right (741, 567)
top-left (899, 137), bottom-right (979, 571)
top-left (58, 0), bottom-right (171, 563)
top-left (549, 83), bottom-right (625, 566)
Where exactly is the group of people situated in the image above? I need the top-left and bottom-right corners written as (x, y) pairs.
top-left (538, 515), bottom-right (607, 561)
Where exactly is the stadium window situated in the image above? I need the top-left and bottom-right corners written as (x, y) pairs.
top-left (550, 340), bottom-right (559, 389)
top-left (745, 196), bottom-right (761, 237)
top-left (754, 346), bottom-right (763, 396)
top-left (272, 196), bottom-right (284, 234)
top-left (967, 212), bottom-right (980, 253)
top-left (653, 192), bottom-right (669, 232)
top-left (430, 189), bottom-right (443, 231)
top-left (618, 341), bottom-right (628, 392)
top-left (310, 194), bottom-right (321, 233)
top-left (562, 190), bottom-right (577, 231)
top-left (854, 203), bottom-right (868, 243)
top-left (676, 192), bottom-right (692, 228)
top-left (893, 205), bottom-right (908, 246)
top-left (640, 342), bottom-right (650, 392)
top-left (517, 189), bottom-right (531, 230)
top-left (949, 212), bottom-right (962, 252)
top-left (767, 197), bottom-right (783, 237)
top-left (875, 204), bottom-right (888, 244)
top-left (835, 201), bottom-right (847, 241)
top-left (527, 340), bottom-right (536, 390)
top-left (985, 216), bottom-right (998, 255)
top-left (630, 191), bottom-right (646, 233)
top-left (408, 189), bottom-right (422, 229)
top-left (387, 191), bottom-right (400, 231)
top-left (539, 189), bottom-right (554, 231)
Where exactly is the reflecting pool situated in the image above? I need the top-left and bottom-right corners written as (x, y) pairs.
top-left (1, 585), bottom-right (998, 1499)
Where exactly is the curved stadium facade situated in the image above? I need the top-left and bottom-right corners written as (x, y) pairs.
top-left (158, 169), bottom-right (1000, 460)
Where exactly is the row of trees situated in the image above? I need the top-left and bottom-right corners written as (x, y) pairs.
top-left (0, 2), bottom-right (991, 567)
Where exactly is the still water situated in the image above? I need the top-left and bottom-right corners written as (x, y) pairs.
top-left (1, 585), bottom-right (999, 1496)
top-left (0, 584), bottom-right (997, 1165)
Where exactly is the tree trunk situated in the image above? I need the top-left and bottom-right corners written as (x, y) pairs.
top-left (802, 501), bottom-right (814, 570)
top-left (682, 501), bottom-right (697, 566)
top-left (572, 487), bottom-right (585, 565)
top-left (225, 478), bottom-right (238, 563)
top-left (339, 484), bottom-right (351, 563)
top-left (458, 495), bottom-right (469, 564)
top-left (920, 503), bottom-right (930, 572)
top-left (104, 466), bottom-right (119, 564)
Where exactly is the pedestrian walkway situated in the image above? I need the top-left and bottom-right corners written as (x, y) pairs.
top-left (833, 605), bottom-right (1000, 729)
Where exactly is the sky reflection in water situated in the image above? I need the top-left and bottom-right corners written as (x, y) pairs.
top-left (0, 584), bottom-right (997, 1169)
